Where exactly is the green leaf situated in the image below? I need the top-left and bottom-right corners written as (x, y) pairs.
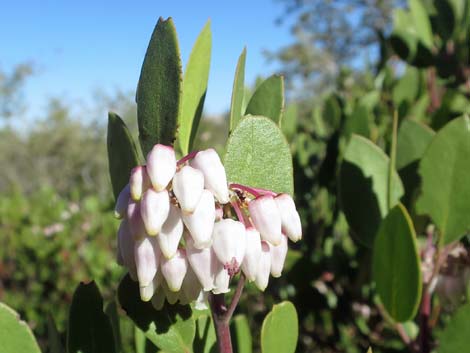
top-left (107, 112), bottom-right (140, 200)
top-left (409, 0), bottom-right (434, 49)
top-left (343, 104), bottom-right (371, 140)
top-left (47, 315), bottom-right (65, 353)
top-left (396, 119), bottom-right (435, 208)
top-left (0, 302), bottom-right (41, 353)
top-left (67, 281), bottom-right (116, 353)
top-left (105, 301), bottom-right (122, 353)
top-left (372, 204), bottom-right (422, 322)
top-left (229, 48), bottom-right (247, 133)
top-left (137, 17), bottom-right (182, 155)
top-left (281, 103), bottom-right (298, 141)
top-left (338, 135), bottom-right (404, 247)
top-left (224, 115), bottom-right (293, 195)
top-left (245, 75), bottom-right (284, 125)
top-left (392, 67), bottom-right (422, 107)
top-left (390, 9), bottom-right (418, 62)
top-left (193, 314), bottom-right (217, 353)
top-left (231, 315), bottom-right (252, 353)
top-left (261, 301), bottom-right (298, 353)
top-left (178, 19), bottom-right (212, 155)
top-left (416, 116), bottom-right (470, 244)
top-left (117, 274), bottom-right (195, 353)
top-left (437, 302), bottom-right (470, 353)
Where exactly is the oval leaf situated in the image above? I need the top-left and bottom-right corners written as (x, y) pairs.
top-left (178, 20), bottom-right (212, 155)
top-left (245, 75), bottom-right (284, 125)
top-left (231, 315), bottom-right (252, 353)
top-left (261, 301), bottom-right (298, 353)
top-left (229, 47), bottom-right (247, 133)
top-left (117, 274), bottom-right (195, 353)
top-left (409, 0), bottom-right (434, 49)
top-left (107, 112), bottom-right (140, 200)
top-left (416, 116), bottom-right (470, 244)
top-left (437, 302), bottom-right (470, 353)
top-left (224, 115), bottom-right (293, 195)
top-left (137, 17), bottom-right (182, 155)
top-left (67, 281), bottom-right (116, 353)
top-left (338, 134), bottom-right (404, 247)
top-left (0, 302), bottom-right (41, 353)
top-left (372, 204), bottom-right (422, 322)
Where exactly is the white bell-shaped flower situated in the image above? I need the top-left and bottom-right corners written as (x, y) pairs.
top-left (190, 148), bottom-right (230, 204)
top-left (140, 279), bottom-right (156, 302)
top-left (161, 249), bottom-right (188, 292)
top-left (129, 166), bottom-right (150, 201)
top-left (248, 195), bottom-right (282, 246)
top-left (179, 267), bottom-right (202, 305)
top-left (194, 290), bottom-right (209, 310)
top-left (241, 227), bottom-right (262, 281)
top-left (182, 190), bottom-right (215, 249)
top-left (212, 263), bottom-right (230, 294)
top-left (255, 242), bottom-right (271, 291)
top-left (127, 200), bottom-right (146, 239)
top-left (270, 234), bottom-right (288, 278)
top-left (134, 236), bottom-right (159, 287)
top-left (146, 144), bottom-right (177, 191)
top-left (212, 219), bottom-right (246, 276)
top-left (118, 219), bottom-right (136, 272)
top-left (158, 204), bottom-right (183, 259)
top-left (275, 193), bottom-right (302, 242)
top-left (172, 165), bottom-right (204, 214)
top-left (185, 235), bottom-right (217, 291)
top-left (114, 184), bottom-right (130, 219)
top-left (140, 188), bottom-right (170, 236)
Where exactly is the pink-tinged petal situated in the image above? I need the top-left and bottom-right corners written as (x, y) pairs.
top-left (146, 144), bottom-right (176, 191)
top-left (248, 195), bottom-right (282, 245)
top-left (269, 234), bottom-right (288, 278)
top-left (255, 242), bottom-right (271, 291)
top-left (190, 149), bottom-right (230, 204)
top-left (129, 166), bottom-right (151, 201)
top-left (140, 188), bottom-right (170, 236)
top-left (275, 193), bottom-right (302, 242)
top-left (158, 204), bottom-right (184, 259)
top-left (182, 190), bottom-right (215, 249)
top-left (134, 236), bottom-right (160, 287)
top-left (161, 249), bottom-right (188, 292)
top-left (172, 165), bottom-right (204, 213)
top-left (127, 200), bottom-right (146, 239)
top-left (212, 219), bottom-right (246, 276)
top-left (241, 227), bottom-right (262, 281)
top-left (114, 184), bottom-right (130, 219)
top-left (186, 235), bottom-right (217, 291)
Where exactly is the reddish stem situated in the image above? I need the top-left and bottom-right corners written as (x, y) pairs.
top-left (177, 150), bottom-right (199, 166)
top-left (209, 294), bottom-right (233, 353)
top-left (229, 183), bottom-right (277, 198)
top-left (231, 201), bottom-right (246, 226)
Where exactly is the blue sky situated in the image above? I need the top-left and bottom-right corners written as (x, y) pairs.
top-left (0, 0), bottom-right (293, 119)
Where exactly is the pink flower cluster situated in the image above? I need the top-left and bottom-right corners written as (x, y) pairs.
top-left (114, 144), bottom-right (302, 309)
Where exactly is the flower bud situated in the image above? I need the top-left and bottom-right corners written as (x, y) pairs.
top-left (212, 219), bottom-right (246, 276)
top-left (255, 242), bottom-right (271, 291)
top-left (140, 279), bottom-right (156, 302)
top-left (241, 227), bottom-right (262, 281)
top-left (118, 219), bottom-right (136, 273)
top-left (158, 204), bottom-right (183, 259)
top-left (275, 193), bottom-right (302, 242)
top-left (127, 200), bottom-right (146, 239)
top-left (161, 249), bottom-right (188, 292)
top-left (185, 235), bottom-right (217, 291)
top-left (172, 165), bottom-right (204, 214)
top-left (270, 234), bottom-right (288, 278)
top-left (146, 144), bottom-right (177, 191)
top-left (179, 267), bottom-right (202, 305)
top-left (248, 195), bottom-right (282, 245)
top-left (182, 190), bottom-right (215, 249)
top-left (134, 236), bottom-right (159, 287)
top-left (114, 184), bottom-right (130, 219)
top-left (129, 166), bottom-right (150, 201)
top-left (190, 149), bottom-right (230, 204)
top-left (212, 262), bottom-right (230, 294)
top-left (140, 189), bottom-right (170, 236)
